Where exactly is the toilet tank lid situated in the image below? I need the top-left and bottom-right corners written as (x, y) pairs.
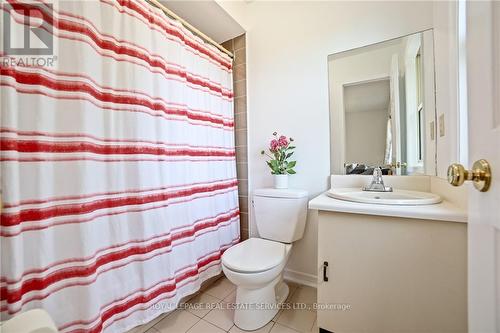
top-left (254, 188), bottom-right (308, 199)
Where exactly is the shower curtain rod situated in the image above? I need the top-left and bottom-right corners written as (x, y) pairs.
top-left (145, 0), bottom-right (234, 59)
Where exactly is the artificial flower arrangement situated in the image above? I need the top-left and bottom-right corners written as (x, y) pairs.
top-left (261, 132), bottom-right (296, 188)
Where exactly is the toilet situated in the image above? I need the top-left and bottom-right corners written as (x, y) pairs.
top-left (221, 188), bottom-right (308, 331)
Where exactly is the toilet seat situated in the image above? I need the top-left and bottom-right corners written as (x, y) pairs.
top-left (222, 238), bottom-right (286, 273)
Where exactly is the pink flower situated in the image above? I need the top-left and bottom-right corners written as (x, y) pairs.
top-left (270, 139), bottom-right (279, 152)
top-left (278, 135), bottom-right (288, 147)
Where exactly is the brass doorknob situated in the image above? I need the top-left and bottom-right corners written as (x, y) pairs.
top-left (447, 159), bottom-right (492, 192)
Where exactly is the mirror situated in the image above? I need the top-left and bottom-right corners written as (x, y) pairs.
top-left (328, 30), bottom-right (436, 176)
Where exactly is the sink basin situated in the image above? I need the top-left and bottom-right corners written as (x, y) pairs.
top-left (327, 188), bottom-right (442, 206)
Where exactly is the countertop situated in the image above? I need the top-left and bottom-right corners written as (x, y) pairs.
top-left (309, 192), bottom-right (467, 223)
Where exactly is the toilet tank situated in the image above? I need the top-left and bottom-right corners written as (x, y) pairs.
top-left (253, 188), bottom-right (309, 243)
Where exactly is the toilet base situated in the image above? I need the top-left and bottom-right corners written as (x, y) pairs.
top-left (275, 280), bottom-right (290, 304)
top-left (233, 277), bottom-right (290, 331)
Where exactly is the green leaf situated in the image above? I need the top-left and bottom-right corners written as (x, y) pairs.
top-left (287, 161), bottom-right (296, 168)
top-left (287, 146), bottom-right (296, 150)
top-left (287, 169), bottom-right (296, 174)
top-left (286, 152), bottom-right (294, 159)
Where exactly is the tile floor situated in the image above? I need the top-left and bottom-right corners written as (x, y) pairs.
top-left (127, 275), bottom-right (318, 333)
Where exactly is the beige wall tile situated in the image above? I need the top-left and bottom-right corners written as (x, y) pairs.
top-left (236, 162), bottom-right (248, 180)
top-left (238, 195), bottom-right (248, 213)
top-left (221, 40), bottom-right (233, 52)
top-left (234, 48), bottom-right (246, 66)
top-left (226, 33), bottom-right (248, 243)
top-left (233, 35), bottom-right (245, 50)
top-left (235, 111), bottom-right (247, 130)
top-left (236, 146), bottom-right (247, 163)
top-left (240, 228), bottom-right (249, 240)
top-left (235, 129), bottom-right (247, 147)
top-left (239, 212), bottom-right (248, 230)
top-left (233, 63), bottom-right (246, 81)
top-left (234, 96), bottom-right (247, 114)
top-left (233, 80), bottom-right (246, 98)
top-left (237, 179), bottom-right (248, 196)
top-left (233, 34), bottom-right (245, 50)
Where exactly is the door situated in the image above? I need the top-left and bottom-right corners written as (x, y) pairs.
top-left (465, 1), bottom-right (500, 331)
top-left (390, 54), bottom-right (402, 175)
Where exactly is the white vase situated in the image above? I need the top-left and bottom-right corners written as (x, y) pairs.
top-left (273, 174), bottom-right (289, 189)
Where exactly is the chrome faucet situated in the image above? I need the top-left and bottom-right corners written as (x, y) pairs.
top-left (362, 167), bottom-right (393, 192)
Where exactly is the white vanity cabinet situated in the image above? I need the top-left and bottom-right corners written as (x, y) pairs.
top-left (316, 210), bottom-right (467, 333)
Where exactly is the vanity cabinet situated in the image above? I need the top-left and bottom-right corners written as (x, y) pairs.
top-left (317, 211), bottom-right (467, 333)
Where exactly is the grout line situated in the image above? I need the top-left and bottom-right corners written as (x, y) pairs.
top-left (203, 291), bottom-right (223, 301)
top-left (202, 317), bottom-right (230, 332)
top-left (184, 314), bottom-right (202, 333)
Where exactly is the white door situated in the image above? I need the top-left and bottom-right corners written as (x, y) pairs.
top-left (464, 1), bottom-right (500, 331)
top-left (390, 54), bottom-right (401, 175)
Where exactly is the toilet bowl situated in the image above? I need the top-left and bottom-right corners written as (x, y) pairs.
top-left (222, 238), bottom-right (292, 330)
top-left (221, 188), bottom-right (308, 331)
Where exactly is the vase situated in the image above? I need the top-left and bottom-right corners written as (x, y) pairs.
top-left (273, 174), bottom-right (288, 189)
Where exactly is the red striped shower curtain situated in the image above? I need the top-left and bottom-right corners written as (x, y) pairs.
top-left (0, 1), bottom-right (239, 332)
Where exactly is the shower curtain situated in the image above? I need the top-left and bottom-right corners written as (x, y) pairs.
top-left (0, 1), bottom-right (239, 332)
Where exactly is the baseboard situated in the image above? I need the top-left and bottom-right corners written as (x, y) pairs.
top-left (284, 268), bottom-right (317, 288)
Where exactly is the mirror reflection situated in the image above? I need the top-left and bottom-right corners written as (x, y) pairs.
top-left (329, 30), bottom-right (436, 176)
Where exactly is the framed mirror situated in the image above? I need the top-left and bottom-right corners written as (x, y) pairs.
top-left (328, 29), bottom-right (436, 176)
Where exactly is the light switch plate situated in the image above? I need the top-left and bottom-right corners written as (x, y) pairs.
top-left (430, 121), bottom-right (435, 140)
top-left (439, 114), bottom-right (445, 137)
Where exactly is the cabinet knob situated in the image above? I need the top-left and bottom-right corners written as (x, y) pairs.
top-left (323, 261), bottom-right (329, 282)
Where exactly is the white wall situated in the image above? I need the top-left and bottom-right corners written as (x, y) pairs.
top-left (433, 1), bottom-right (460, 178)
top-left (218, 1), bottom-right (435, 280)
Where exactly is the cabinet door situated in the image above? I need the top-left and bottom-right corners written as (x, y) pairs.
top-left (317, 211), bottom-right (467, 333)
top-left (316, 212), bottom-right (339, 332)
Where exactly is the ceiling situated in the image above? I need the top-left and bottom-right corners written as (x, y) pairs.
top-left (159, 1), bottom-right (245, 44)
top-left (344, 79), bottom-right (391, 113)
